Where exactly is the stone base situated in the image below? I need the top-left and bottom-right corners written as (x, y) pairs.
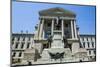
top-left (35, 48), bottom-right (88, 64)
top-left (12, 48), bottom-right (89, 66)
top-left (37, 48), bottom-right (73, 63)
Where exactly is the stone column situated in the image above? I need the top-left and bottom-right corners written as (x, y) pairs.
top-left (56, 18), bottom-right (58, 25)
top-left (37, 20), bottom-right (41, 39)
top-left (39, 19), bottom-right (44, 39)
top-left (74, 20), bottom-right (77, 38)
top-left (42, 29), bottom-right (45, 39)
top-left (51, 19), bottom-right (54, 36)
top-left (62, 19), bottom-right (64, 37)
top-left (61, 19), bottom-right (64, 48)
top-left (71, 20), bottom-right (74, 38)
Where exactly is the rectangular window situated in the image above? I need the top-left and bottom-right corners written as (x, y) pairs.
top-left (65, 23), bottom-right (68, 27)
top-left (15, 43), bottom-right (19, 48)
top-left (21, 43), bottom-right (24, 49)
top-left (87, 38), bottom-right (88, 41)
top-left (17, 37), bottom-right (20, 41)
top-left (82, 38), bottom-right (84, 41)
top-left (19, 52), bottom-right (22, 57)
top-left (87, 42), bottom-right (90, 48)
top-left (91, 37), bottom-right (93, 41)
top-left (89, 50), bottom-right (91, 55)
top-left (94, 50), bottom-right (96, 54)
top-left (28, 37), bottom-right (30, 41)
top-left (23, 37), bottom-right (25, 41)
top-left (47, 22), bottom-right (51, 27)
top-left (92, 42), bottom-right (94, 48)
top-left (83, 42), bottom-right (85, 48)
top-left (12, 42), bottom-right (14, 45)
top-left (12, 37), bottom-right (14, 41)
top-left (27, 43), bottom-right (30, 48)
top-left (90, 56), bottom-right (92, 59)
top-left (12, 52), bottom-right (16, 57)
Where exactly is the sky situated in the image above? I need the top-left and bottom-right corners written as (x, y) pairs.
top-left (12, 1), bottom-right (96, 34)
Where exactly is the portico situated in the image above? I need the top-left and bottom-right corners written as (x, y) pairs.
top-left (37, 17), bottom-right (78, 48)
top-left (38, 17), bottom-right (77, 39)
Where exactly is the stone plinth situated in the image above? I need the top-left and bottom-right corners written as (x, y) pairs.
top-left (51, 33), bottom-right (64, 48)
top-left (38, 48), bottom-right (73, 63)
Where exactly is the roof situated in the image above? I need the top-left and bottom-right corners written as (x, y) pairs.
top-left (11, 33), bottom-right (95, 38)
top-left (80, 34), bottom-right (96, 37)
top-left (12, 33), bottom-right (34, 37)
top-left (39, 7), bottom-right (76, 17)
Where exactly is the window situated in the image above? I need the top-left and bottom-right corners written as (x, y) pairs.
top-left (65, 23), bottom-right (68, 27)
top-left (12, 52), bottom-right (16, 57)
top-left (17, 37), bottom-right (20, 41)
top-left (12, 37), bottom-right (14, 41)
top-left (90, 56), bottom-right (92, 59)
top-left (92, 42), bottom-right (94, 48)
top-left (19, 52), bottom-right (22, 57)
top-left (87, 38), bottom-right (88, 41)
top-left (23, 37), bottom-right (25, 41)
top-left (12, 42), bottom-right (14, 45)
top-left (28, 37), bottom-right (30, 41)
top-left (27, 43), bottom-right (30, 48)
top-left (87, 42), bottom-right (90, 48)
top-left (89, 50), bottom-right (91, 55)
top-left (15, 43), bottom-right (19, 48)
top-left (83, 42), bottom-right (85, 48)
top-left (94, 50), bottom-right (96, 54)
top-left (82, 38), bottom-right (84, 41)
top-left (91, 37), bottom-right (93, 41)
top-left (18, 59), bottom-right (21, 62)
top-left (47, 22), bottom-right (51, 27)
top-left (21, 43), bottom-right (24, 49)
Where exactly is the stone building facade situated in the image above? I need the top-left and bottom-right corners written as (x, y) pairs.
top-left (11, 7), bottom-right (96, 66)
top-left (80, 35), bottom-right (96, 61)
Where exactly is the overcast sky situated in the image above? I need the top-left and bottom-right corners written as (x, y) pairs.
top-left (12, 1), bottom-right (96, 34)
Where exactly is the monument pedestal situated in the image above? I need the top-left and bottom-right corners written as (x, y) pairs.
top-left (38, 48), bottom-right (74, 63)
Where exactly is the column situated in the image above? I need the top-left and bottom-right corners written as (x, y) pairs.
top-left (62, 19), bottom-right (64, 37)
top-left (37, 20), bottom-right (41, 39)
top-left (42, 29), bottom-right (45, 39)
top-left (56, 18), bottom-right (58, 25)
top-left (71, 20), bottom-right (74, 38)
top-left (62, 19), bottom-right (64, 48)
top-left (74, 20), bottom-right (78, 38)
top-left (51, 19), bottom-right (54, 36)
top-left (39, 19), bottom-right (44, 39)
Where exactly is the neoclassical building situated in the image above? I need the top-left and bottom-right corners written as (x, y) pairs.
top-left (11, 7), bottom-right (96, 66)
